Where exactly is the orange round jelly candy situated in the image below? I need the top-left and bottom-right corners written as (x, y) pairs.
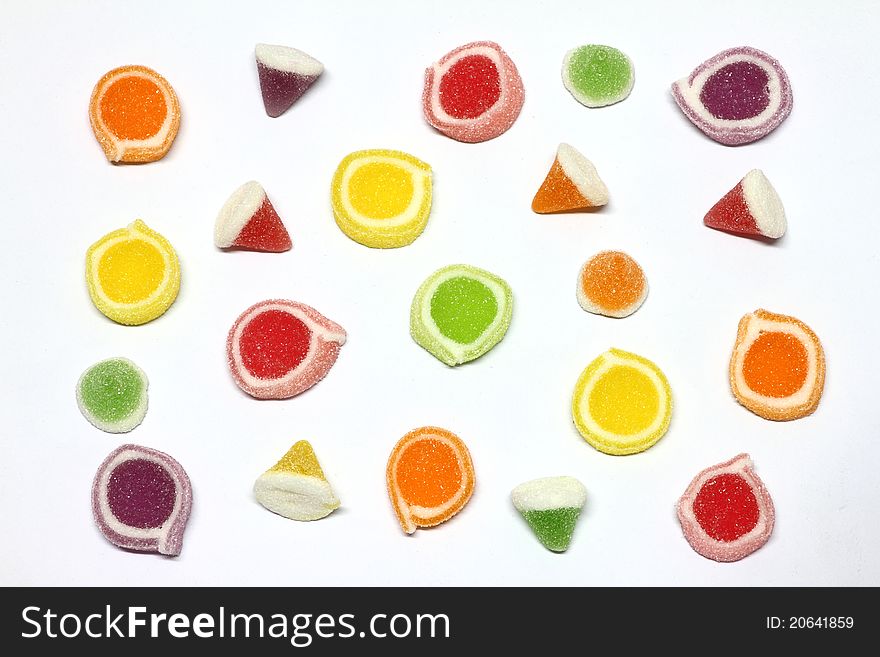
top-left (89, 65), bottom-right (181, 163)
top-left (386, 427), bottom-right (475, 534)
top-left (729, 309), bottom-right (825, 421)
top-left (576, 251), bottom-right (648, 318)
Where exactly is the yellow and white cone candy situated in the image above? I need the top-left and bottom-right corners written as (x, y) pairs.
top-left (571, 348), bottom-right (673, 455)
top-left (254, 441), bottom-right (340, 521)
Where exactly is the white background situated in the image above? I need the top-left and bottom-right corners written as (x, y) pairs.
top-left (1, 0), bottom-right (878, 586)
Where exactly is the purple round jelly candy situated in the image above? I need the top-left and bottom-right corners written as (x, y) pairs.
top-left (92, 444), bottom-right (192, 556)
top-left (672, 46), bottom-right (792, 146)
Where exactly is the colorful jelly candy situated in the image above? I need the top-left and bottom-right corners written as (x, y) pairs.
top-left (705, 169), bottom-right (786, 239)
top-left (562, 45), bottom-right (634, 108)
top-left (410, 264), bottom-right (513, 366)
top-left (215, 181), bottom-right (292, 252)
top-left (85, 220), bottom-right (180, 326)
top-left (89, 65), bottom-right (181, 163)
top-left (672, 47), bottom-right (793, 146)
top-left (577, 251), bottom-right (647, 318)
top-left (256, 44), bottom-right (323, 117)
top-left (227, 299), bottom-right (346, 399)
top-left (423, 41), bottom-right (525, 143)
top-left (331, 149), bottom-right (432, 248)
top-left (677, 454), bottom-right (775, 562)
top-left (92, 444), bottom-right (192, 556)
top-left (76, 358), bottom-right (148, 433)
top-left (729, 309), bottom-right (825, 421)
top-left (386, 427), bottom-right (475, 534)
top-left (254, 440), bottom-right (340, 521)
top-left (532, 143), bottom-right (609, 214)
top-left (511, 477), bottom-right (586, 552)
top-left (572, 348), bottom-right (673, 455)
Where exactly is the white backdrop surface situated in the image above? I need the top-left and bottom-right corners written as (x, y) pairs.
top-left (1, 0), bottom-right (878, 586)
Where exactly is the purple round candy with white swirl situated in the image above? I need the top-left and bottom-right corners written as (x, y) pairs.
top-left (92, 444), bottom-right (192, 556)
top-left (672, 47), bottom-right (792, 146)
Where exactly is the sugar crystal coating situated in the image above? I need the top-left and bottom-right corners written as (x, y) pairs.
top-left (386, 427), bottom-right (475, 534)
top-left (76, 357), bottom-right (148, 433)
top-left (677, 454), bottom-right (775, 562)
top-left (704, 169), bottom-right (786, 239)
top-left (532, 143), bottom-right (609, 214)
top-left (729, 309), bottom-right (825, 421)
top-left (85, 219), bottom-right (180, 326)
top-left (331, 150), bottom-right (432, 248)
top-left (215, 181), bottom-right (292, 252)
top-left (511, 476), bottom-right (587, 552)
top-left (410, 264), bottom-right (513, 366)
top-left (572, 348), bottom-right (672, 455)
top-left (577, 251), bottom-right (647, 318)
top-left (255, 44), bottom-right (323, 117)
top-left (562, 45), bottom-right (634, 108)
top-left (672, 47), bottom-right (792, 146)
top-left (423, 41), bottom-right (525, 143)
top-left (89, 65), bottom-right (181, 163)
top-left (227, 299), bottom-right (346, 399)
top-left (92, 444), bottom-right (192, 556)
top-left (254, 440), bottom-right (340, 521)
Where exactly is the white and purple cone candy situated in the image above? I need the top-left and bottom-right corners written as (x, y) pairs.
top-left (672, 46), bottom-right (792, 146)
top-left (256, 44), bottom-right (323, 118)
top-left (92, 444), bottom-right (193, 556)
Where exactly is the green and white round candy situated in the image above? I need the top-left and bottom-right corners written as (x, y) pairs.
top-left (76, 357), bottom-right (149, 433)
top-left (562, 44), bottom-right (635, 108)
top-left (410, 264), bottom-right (513, 366)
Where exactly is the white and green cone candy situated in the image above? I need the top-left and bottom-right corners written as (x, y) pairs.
top-left (511, 476), bottom-right (587, 552)
top-left (76, 357), bottom-right (148, 433)
top-left (562, 45), bottom-right (634, 108)
top-left (410, 264), bottom-right (513, 366)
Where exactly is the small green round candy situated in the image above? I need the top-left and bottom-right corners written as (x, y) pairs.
top-left (76, 357), bottom-right (148, 433)
top-left (563, 44), bottom-right (634, 108)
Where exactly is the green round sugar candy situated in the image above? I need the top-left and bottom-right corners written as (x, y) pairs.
top-left (76, 357), bottom-right (148, 433)
top-left (410, 264), bottom-right (513, 366)
top-left (563, 44), bottom-right (635, 108)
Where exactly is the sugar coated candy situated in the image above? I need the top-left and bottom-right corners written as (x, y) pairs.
top-left (410, 264), bottom-right (513, 366)
top-left (705, 169), bottom-right (786, 239)
top-left (423, 41), bottom-right (525, 143)
top-left (386, 427), bottom-right (475, 534)
top-left (532, 143), bottom-right (609, 214)
top-left (577, 251), bottom-right (647, 318)
top-left (92, 444), bottom-right (192, 556)
top-left (331, 150), bottom-right (432, 248)
top-left (227, 299), bottom-right (346, 399)
top-left (76, 358), bottom-right (148, 433)
top-left (215, 181), bottom-right (292, 252)
top-left (254, 440), bottom-right (340, 521)
top-left (89, 65), bottom-right (181, 163)
top-left (256, 44), bottom-right (323, 118)
top-left (677, 454), bottom-right (775, 562)
top-left (511, 476), bottom-right (586, 553)
top-left (572, 348), bottom-right (672, 455)
top-left (672, 47), bottom-right (792, 146)
top-left (729, 309), bottom-right (825, 421)
top-left (562, 45), bottom-right (634, 108)
top-left (85, 219), bottom-right (181, 326)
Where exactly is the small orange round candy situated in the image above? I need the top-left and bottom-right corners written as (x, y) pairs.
top-left (576, 251), bottom-right (648, 318)
top-left (386, 427), bottom-right (475, 534)
top-left (89, 65), bottom-right (181, 163)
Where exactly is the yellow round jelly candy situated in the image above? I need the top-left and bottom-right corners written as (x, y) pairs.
top-left (571, 348), bottom-right (672, 455)
top-left (331, 149), bottom-right (432, 248)
top-left (85, 219), bottom-right (180, 325)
